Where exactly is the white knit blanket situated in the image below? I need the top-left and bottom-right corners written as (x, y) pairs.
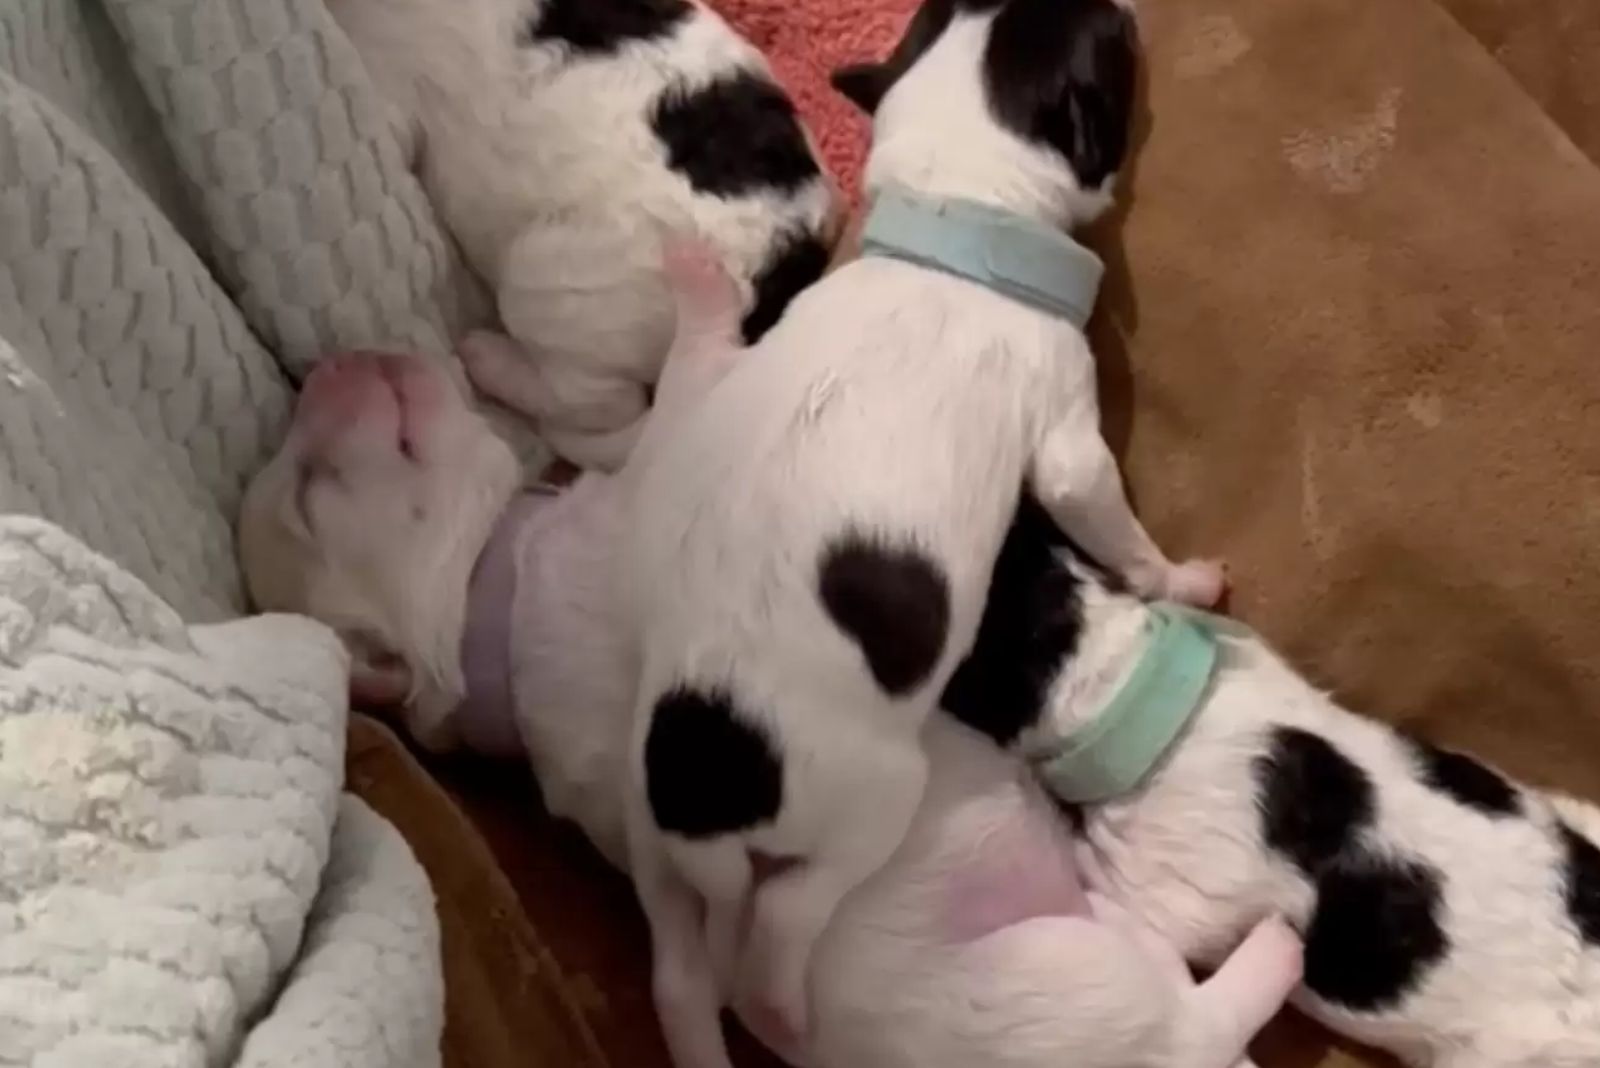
top-left (0, 0), bottom-right (519, 1063)
top-left (0, 520), bottom-right (443, 1068)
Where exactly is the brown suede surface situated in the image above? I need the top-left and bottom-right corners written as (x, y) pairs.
top-left (1437, 0), bottom-right (1600, 167)
top-left (347, 1), bottom-right (1600, 1065)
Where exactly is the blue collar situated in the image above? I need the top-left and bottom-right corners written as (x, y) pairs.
top-left (859, 188), bottom-right (1105, 329)
top-left (1031, 604), bottom-right (1223, 804)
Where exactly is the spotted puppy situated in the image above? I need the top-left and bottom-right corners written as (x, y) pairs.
top-left (616, 0), bottom-right (1227, 1060)
top-left (326, 0), bottom-right (839, 469)
top-left (238, 343), bottom-right (1304, 1068)
top-left (940, 497), bottom-right (1600, 1068)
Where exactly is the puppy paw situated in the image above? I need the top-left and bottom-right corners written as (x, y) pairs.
top-left (1164, 558), bottom-right (1228, 608)
top-left (1250, 914), bottom-right (1306, 987)
top-left (742, 998), bottom-right (805, 1062)
top-left (456, 330), bottom-right (523, 394)
top-left (660, 233), bottom-right (741, 333)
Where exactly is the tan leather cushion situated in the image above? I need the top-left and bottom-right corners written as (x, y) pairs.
top-left (344, 716), bottom-right (613, 1068)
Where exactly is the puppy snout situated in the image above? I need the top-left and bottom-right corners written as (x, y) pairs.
top-left (296, 351), bottom-right (400, 448)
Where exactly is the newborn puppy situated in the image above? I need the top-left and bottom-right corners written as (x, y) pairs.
top-left (614, 0), bottom-right (1224, 1056)
top-left (943, 499), bottom-right (1600, 1068)
top-left (238, 342), bottom-right (1303, 1068)
top-left (326, 0), bottom-right (839, 469)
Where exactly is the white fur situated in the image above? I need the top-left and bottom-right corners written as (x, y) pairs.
top-left (324, 0), bottom-right (838, 468)
top-left (238, 345), bottom-right (1300, 1068)
top-left (1014, 554), bottom-right (1600, 1068)
top-left (239, 349), bottom-right (522, 748)
top-left (621, 8), bottom-right (1220, 1058)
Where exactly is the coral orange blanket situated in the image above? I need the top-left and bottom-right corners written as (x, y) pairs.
top-left (705, 0), bottom-right (918, 197)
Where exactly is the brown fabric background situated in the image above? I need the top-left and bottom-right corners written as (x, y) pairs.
top-left (1439, 0), bottom-right (1600, 167)
top-left (345, 0), bottom-right (1600, 1065)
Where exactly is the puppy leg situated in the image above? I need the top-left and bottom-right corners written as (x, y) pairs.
top-left (1087, 891), bottom-right (1195, 989)
top-left (1031, 420), bottom-right (1226, 606)
top-left (1178, 916), bottom-right (1304, 1068)
top-left (629, 797), bottom-right (736, 1068)
top-left (1087, 894), bottom-right (1264, 1068)
top-left (459, 330), bottom-right (649, 469)
top-left (739, 745), bottom-right (929, 1047)
top-left (629, 235), bottom-right (747, 461)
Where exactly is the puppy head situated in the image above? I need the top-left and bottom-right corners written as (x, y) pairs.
top-left (239, 350), bottom-right (521, 748)
top-left (832, 0), bottom-right (1139, 226)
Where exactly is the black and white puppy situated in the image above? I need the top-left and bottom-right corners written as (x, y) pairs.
top-left (327, 0), bottom-right (840, 469)
top-left (945, 496), bottom-right (1600, 1068)
top-left (623, 0), bottom-right (1226, 1061)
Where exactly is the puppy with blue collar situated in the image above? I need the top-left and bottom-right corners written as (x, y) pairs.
top-left (620, 0), bottom-right (1228, 1062)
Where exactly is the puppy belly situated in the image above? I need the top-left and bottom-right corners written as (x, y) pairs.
top-left (939, 821), bottom-right (1089, 942)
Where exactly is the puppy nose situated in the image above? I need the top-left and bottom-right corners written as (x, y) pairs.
top-left (304, 350), bottom-right (381, 391)
top-left (296, 351), bottom-right (390, 448)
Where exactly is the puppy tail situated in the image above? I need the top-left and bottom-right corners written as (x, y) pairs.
top-left (1172, 916), bottom-right (1303, 1068)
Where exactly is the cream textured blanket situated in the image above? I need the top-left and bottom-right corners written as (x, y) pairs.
top-left (0, 0), bottom-right (496, 1064)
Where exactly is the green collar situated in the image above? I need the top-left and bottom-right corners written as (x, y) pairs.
top-left (1032, 604), bottom-right (1221, 804)
top-left (859, 188), bottom-right (1105, 329)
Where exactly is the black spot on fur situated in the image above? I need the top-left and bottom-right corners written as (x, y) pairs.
top-left (742, 230), bottom-right (831, 342)
top-left (645, 686), bottom-right (782, 839)
top-left (1255, 728), bottom-right (1377, 876)
top-left (983, 0), bottom-right (1139, 188)
top-left (1405, 736), bottom-right (1522, 818)
top-left (1557, 821), bottom-right (1600, 946)
top-left (522, 0), bottom-right (691, 54)
top-left (1303, 853), bottom-right (1451, 1011)
top-left (818, 533), bottom-right (951, 697)
top-left (652, 71), bottom-right (821, 198)
top-left (942, 495), bottom-right (1083, 748)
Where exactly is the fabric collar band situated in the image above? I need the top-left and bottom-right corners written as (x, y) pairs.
top-left (1032, 603), bottom-right (1221, 804)
top-left (859, 187), bottom-right (1105, 329)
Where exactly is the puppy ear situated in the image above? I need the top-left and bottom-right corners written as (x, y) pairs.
top-left (346, 638), bottom-right (414, 709)
top-left (983, 0), bottom-right (1139, 189)
top-left (831, 63), bottom-right (893, 114)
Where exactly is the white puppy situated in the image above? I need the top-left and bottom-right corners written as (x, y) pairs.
top-left (325, 0), bottom-right (839, 468)
top-left (941, 497), bottom-right (1600, 1068)
top-left (618, 0), bottom-right (1225, 1056)
top-left (238, 336), bottom-right (1304, 1068)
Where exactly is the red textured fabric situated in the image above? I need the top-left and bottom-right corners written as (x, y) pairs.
top-left (703, 0), bottom-right (920, 200)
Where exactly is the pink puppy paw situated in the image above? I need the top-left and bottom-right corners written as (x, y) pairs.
top-left (660, 232), bottom-right (741, 331)
top-left (456, 330), bottom-right (523, 393)
top-left (1165, 558), bottom-right (1228, 608)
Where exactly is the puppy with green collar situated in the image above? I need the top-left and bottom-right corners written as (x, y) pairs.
top-left (620, 0), bottom-right (1227, 1062)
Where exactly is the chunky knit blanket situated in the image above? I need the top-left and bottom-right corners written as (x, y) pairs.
top-left (0, 1), bottom-right (499, 1064)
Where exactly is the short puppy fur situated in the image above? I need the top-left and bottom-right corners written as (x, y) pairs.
top-left (622, 0), bottom-right (1226, 1059)
top-left (326, 0), bottom-right (839, 468)
top-left (238, 343), bottom-right (1303, 1068)
top-left (946, 497), bottom-right (1600, 1068)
